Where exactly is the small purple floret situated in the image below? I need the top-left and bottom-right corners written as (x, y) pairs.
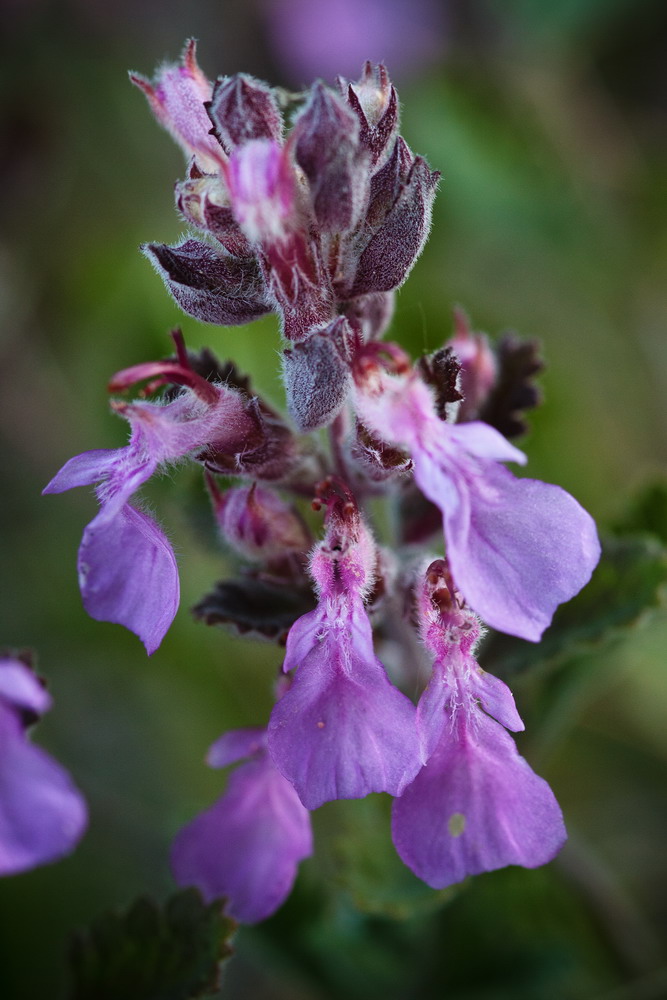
top-left (267, 490), bottom-right (421, 808)
top-left (171, 728), bottom-right (312, 924)
top-left (354, 356), bottom-right (601, 641)
top-left (44, 364), bottom-right (256, 653)
top-left (391, 563), bottom-right (566, 889)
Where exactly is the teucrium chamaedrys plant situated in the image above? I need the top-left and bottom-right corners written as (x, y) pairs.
top-left (44, 40), bottom-right (600, 924)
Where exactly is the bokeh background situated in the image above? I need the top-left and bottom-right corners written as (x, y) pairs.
top-left (1, 0), bottom-right (666, 997)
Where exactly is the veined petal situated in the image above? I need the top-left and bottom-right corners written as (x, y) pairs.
top-left (0, 706), bottom-right (87, 875)
top-left (78, 504), bottom-right (179, 655)
top-left (392, 711), bottom-right (566, 889)
top-left (171, 755), bottom-right (312, 924)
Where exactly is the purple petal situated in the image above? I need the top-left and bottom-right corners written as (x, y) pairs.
top-left (473, 668), bottom-right (524, 732)
top-left (171, 756), bottom-right (312, 924)
top-left (415, 659), bottom-right (457, 761)
top-left (0, 706), bottom-right (87, 875)
top-left (281, 608), bottom-right (322, 674)
top-left (446, 420), bottom-right (526, 465)
top-left (414, 453), bottom-right (600, 641)
top-left (0, 659), bottom-right (51, 716)
top-left (268, 605), bottom-right (421, 809)
top-left (207, 728), bottom-right (267, 768)
top-left (392, 711), bottom-right (566, 889)
top-left (42, 449), bottom-right (122, 494)
top-left (78, 504), bottom-right (179, 655)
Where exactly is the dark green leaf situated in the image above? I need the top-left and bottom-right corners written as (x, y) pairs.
top-left (612, 480), bottom-right (667, 546)
top-left (193, 575), bottom-right (316, 643)
top-left (69, 889), bottom-right (236, 1000)
top-left (479, 332), bottom-right (544, 439)
top-left (482, 535), bottom-right (667, 677)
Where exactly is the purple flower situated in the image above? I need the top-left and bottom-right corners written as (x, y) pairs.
top-left (171, 727), bottom-right (312, 924)
top-left (262, 0), bottom-right (445, 84)
top-left (267, 485), bottom-right (422, 809)
top-left (43, 358), bottom-right (256, 654)
top-left (353, 349), bottom-right (600, 640)
top-left (391, 562), bottom-right (566, 888)
top-left (0, 656), bottom-right (87, 875)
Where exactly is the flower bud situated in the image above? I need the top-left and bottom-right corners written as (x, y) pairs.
top-left (282, 317), bottom-right (353, 431)
top-left (142, 239), bottom-right (271, 326)
top-left (208, 74), bottom-right (284, 150)
top-left (345, 62), bottom-right (399, 165)
top-left (226, 139), bottom-right (296, 246)
top-left (130, 39), bottom-right (224, 173)
top-left (294, 81), bottom-right (369, 234)
top-left (175, 172), bottom-right (253, 258)
top-left (211, 482), bottom-right (310, 561)
top-left (446, 308), bottom-right (497, 421)
top-left (348, 150), bottom-right (440, 297)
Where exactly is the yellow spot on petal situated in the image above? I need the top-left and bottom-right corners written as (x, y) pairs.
top-left (448, 812), bottom-right (466, 837)
top-left (316, 721), bottom-right (325, 729)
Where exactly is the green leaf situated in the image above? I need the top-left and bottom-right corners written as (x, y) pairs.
top-left (314, 795), bottom-right (459, 919)
top-left (69, 889), bottom-right (236, 1000)
top-left (482, 535), bottom-right (667, 677)
top-left (612, 480), bottom-right (667, 545)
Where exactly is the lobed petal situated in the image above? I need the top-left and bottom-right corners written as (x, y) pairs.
top-left (269, 605), bottom-right (421, 809)
top-left (473, 668), bottom-right (524, 732)
top-left (449, 463), bottom-right (600, 641)
top-left (392, 711), bottom-right (566, 889)
top-left (207, 728), bottom-right (267, 768)
top-left (0, 658), bottom-right (51, 716)
top-left (171, 755), bottom-right (312, 924)
top-left (414, 450), bottom-right (600, 641)
top-left (42, 449), bottom-right (123, 495)
top-left (78, 504), bottom-right (179, 655)
top-left (0, 706), bottom-right (87, 875)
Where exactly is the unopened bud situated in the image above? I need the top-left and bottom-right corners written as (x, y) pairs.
top-left (211, 481), bottom-right (310, 561)
top-left (208, 74), bottom-right (284, 150)
top-left (345, 62), bottom-right (399, 165)
top-left (130, 39), bottom-right (224, 173)
top-left (282, 317), bottom-right (353, 431)
top-left (447, 308), bottom-right (497, 420)
top-left (294, 81), bottom-right (369, 234)
top-left (226, 139), bottom-right (296, 246)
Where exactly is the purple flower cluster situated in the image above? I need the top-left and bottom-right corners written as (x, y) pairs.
top-left (41, 44), bottom-right (601, 921)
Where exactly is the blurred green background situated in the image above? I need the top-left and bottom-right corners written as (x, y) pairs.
top-left (1, 0), bottom-right (666, 997)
